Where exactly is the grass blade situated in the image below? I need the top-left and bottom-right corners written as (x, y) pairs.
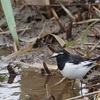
top-left (1, 0), bottom-right (19, 45)
top-left (63, 40), bottom-right (78, 48)
top-left (81, 20), bottom-right (99, 43)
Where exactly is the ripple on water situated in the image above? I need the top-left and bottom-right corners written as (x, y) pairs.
top-left (0, 73), bottom-right (21, 100)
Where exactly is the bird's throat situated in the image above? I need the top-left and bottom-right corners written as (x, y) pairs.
top-left (57, 58), bottom-right (66, 70)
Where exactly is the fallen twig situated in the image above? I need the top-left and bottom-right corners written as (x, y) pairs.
top-left (73, 19), bottom-right (100, 25)
top-left (0, 28), bottom-right (30, 34)
top-left (19, 23), bottom-right (45, 42)
top-left (73, 49), bottom-right (84, 56)
top-left (65, 90), bottom-right (100, 100)
top-left (60, 3), bottom-right (75, 20)
top-left (90, 27), bottom-right (100, 35)
top-left (85, 83), bottom-right (100, 89)
top-left (51, 77), bottom-right (67, 88)
top-left (19, 21), bottom-right (35, 36)
top-left (25, 3), bottom-right (98, 7)
top-left (96, 91), bottom-right (100, 100)
top-left (71, 45), bottom-right (100, 49)
top-left (16, 61), bottom-right (57, 70)
top-left (93, 6), bottom-right (100, 14)
top-left (43, 62), bottom-right (52, 75)
top-left (51, 8), bottom-right (66, 32)
top-left (90, 40), bottom-right (100, 52)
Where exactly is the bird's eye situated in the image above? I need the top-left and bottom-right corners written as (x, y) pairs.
top-left (58, 52), bottom-right (64, 55)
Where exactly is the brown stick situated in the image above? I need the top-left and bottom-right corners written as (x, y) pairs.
top-left (90, 40), bottom-right (100, 51)
top-left (25, 3), bottom-right (98, 7)
top-left (51, 8), bottom-right (66, 32)
top-left (20, 21), bottom-right (35, 36)
top-left (16, 61), bottom-right (57, 70)
top-left (43, 61), bottom-right (52, 75)
top-left (0, 28), bottom-right (30, 35)
top-left (65, 90), bottom-right (100, 100)
top-left (45, 0), bottom-right (51, 18)
top-left (60, 3), bottom-right (75, 20)
top-left (72, 45), bottom-right (100, 49)
top-left (66, 21), bottom-right (72, 39)
top-left (73, 18), bottom-right (100, 25)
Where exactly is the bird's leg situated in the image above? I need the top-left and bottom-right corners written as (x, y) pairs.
top-left (80, 80), bottom-right (83, 95)
top-left (72, 79), bottom-right (76, 90)
top-left (72, 79), bottom-right (76, 96)
top-left (80, 80), bottom-right (86, 100)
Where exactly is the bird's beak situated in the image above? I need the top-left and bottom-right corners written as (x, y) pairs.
top-left (49, 55), bottom-right (55, 59)
top-left (49, 53), bottom-right (58, 59)
top-left (49, 56), bottom-right (54, 59)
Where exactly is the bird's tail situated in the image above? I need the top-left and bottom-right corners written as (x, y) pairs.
top-left (91, 56), bottom-right (100, 61)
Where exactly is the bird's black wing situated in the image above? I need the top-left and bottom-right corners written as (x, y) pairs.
top-left (91, 56), bottom-right (100, 61)
top-left (68, 55), bottom-right (88, 64)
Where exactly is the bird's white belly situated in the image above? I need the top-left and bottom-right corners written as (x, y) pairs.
top-left (60, 62), bottom-right (93, 79)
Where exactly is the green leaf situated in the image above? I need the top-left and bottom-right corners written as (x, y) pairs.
top-left (81, 20), bottom-right (99, 43)
top-left (63, 40), bottom-right (78, 48)
top-left (49, 34), bottom-right (74, 53)
top-left (1, 0), bottom-right (19, 45)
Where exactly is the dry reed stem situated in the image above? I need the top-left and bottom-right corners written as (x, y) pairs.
top-left (90, 40), bottom-right (100, 52)
top-left (0, 28), bottom-right (30, 34)
top-left (65, 90), bottom-right (100, 100)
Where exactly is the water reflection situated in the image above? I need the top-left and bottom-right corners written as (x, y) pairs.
top-left (20, 69), bottom-right (79, 100)
top-left (0, 69), bottom-right (21, 100)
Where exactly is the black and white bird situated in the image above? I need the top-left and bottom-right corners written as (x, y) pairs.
top-left (50, 50), bottom-right (100, 89)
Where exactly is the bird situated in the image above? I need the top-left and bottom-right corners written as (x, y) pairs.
top-left (50, 50), bottom-right (100, 92)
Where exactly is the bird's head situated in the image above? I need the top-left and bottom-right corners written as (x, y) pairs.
top-left (50, 50), bottom-right (69, 59)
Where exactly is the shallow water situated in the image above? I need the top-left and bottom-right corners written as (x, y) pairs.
top-left (0, 68), bottom-right (80, 100)
top-left (20, 69), bottom-right (81, 100)
top-left (0, 69), bottom-right (21, 100)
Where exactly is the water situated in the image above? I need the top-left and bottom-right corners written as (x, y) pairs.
top-left (0, 68), bottom-right (78, 100)
top-left (20, 69), bottom-right (79, 100)
top-left (0, 47), bottom-right (21, 100)
top-left (0, 69), bottom-right (21, 100)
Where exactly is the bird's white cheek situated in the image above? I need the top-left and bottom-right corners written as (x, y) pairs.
top-left (52, 53), bottom-right (59, 57)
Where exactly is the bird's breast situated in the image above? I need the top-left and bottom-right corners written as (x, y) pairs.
top-left (60, 62), bottom-right (92, 79)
